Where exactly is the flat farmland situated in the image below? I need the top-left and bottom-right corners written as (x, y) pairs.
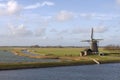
top-left (29, 48), bottom-right (85, 57)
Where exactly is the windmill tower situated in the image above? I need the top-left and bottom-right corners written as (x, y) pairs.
top-left (81, 28), bottom-right (102, 54)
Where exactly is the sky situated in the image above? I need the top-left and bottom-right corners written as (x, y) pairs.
top-left (0, 0), bottom-right (120, 46)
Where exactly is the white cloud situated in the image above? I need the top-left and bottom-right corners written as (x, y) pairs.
top-left (35, 28), bottom-right (46, 37)
top-left (80, 13), bottom-right (120, 20)
top-left (50, 28), bottom-right (57, 32)
top-left (94, 26), bottom-right (108, 33)
top-left (71, 27), bottom-right (90, 34)
top-left (0, 0), bottom-right (22, 15)
top-left (57, 36), bottom-right (64, 40)
top-left (8, 24), bottom-right (33, 37)
top-left (55, 10), bottom-right (74, 22)
top-left (71, 26), bottom-right (108, 34)
top-left (0, 0), bottom-right (54, 15)
top-left (42, 36), bottom-right (48, 40)
top-left (0, 3), bottom-right (5, 7)
top-left (24, 3), bottom-right (40, 9)
top-left (80, 13), bottom-right (96, 19)
top-left (41, 1), bottom-right (54, 6)
top-left (116, 0), bottom-right (120, 5)
top-left (7, 23), bottom-right (48, 37)
top-left (58, 29), bottom-right (69, 35)
top-left (24, 1), bottom-right (54, 9)
top-left (6, 0), bottom-right (21, 15)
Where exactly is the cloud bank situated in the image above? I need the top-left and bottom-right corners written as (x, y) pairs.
top-left (0, 0), bottom-right (21, 15)
top-left (0, 0), bottom-right (54, 16)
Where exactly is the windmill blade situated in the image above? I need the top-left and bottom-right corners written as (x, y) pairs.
top-left (91, 28), bottom-right (94, 40)
top-left (81, 40), bottom-right (91, 42)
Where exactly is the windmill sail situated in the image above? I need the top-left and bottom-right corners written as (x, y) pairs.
top-left (91, 28), bottom-right (93, 40)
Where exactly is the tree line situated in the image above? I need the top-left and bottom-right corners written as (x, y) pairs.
top-left (104, 45), bottom-right (120, 50)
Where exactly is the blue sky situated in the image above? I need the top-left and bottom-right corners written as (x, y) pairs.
top-left (0, 0), bottom-right (120, 46)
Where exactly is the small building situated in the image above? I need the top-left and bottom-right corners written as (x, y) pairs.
top-left (80, 49), bottom-right (92, 56)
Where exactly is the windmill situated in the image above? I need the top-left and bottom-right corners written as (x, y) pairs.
top-left (81, 28), bottom-right (103, 54)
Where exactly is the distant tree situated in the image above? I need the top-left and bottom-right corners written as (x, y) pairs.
top-left (104, 45), bottom-right (120, 50)
top-left (31, 45), bottom-right (40, 48)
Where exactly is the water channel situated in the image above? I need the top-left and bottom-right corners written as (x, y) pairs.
top-left (0, 50), bottom-right (59, 63)
top-left (0, 63), bottom-right (119, 80)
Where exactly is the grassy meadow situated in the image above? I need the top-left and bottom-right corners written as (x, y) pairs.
top-left (28, 47), bottom-right (120, 56)
top-left (29, 48), bottom-right (85, 57)
top-left (0, 47), bottom-right (120, 58)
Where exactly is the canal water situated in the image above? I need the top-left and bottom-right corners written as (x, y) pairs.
top-left (0, 50), bottom-right (59, 63)
top-left (0, 63), bottom-right (119, 80)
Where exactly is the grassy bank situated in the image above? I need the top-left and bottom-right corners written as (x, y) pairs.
top-left (0, 61), bottom-right (94, 70)
top-left (0, 59), bottom-right (120, 70)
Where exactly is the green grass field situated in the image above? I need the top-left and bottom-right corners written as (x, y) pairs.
top-left (28, 47), bottom-right (120, 56)
top-left (27, 48), bottom-right (120, 62)
top-left (29, 48), bottom-right (85, 57)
